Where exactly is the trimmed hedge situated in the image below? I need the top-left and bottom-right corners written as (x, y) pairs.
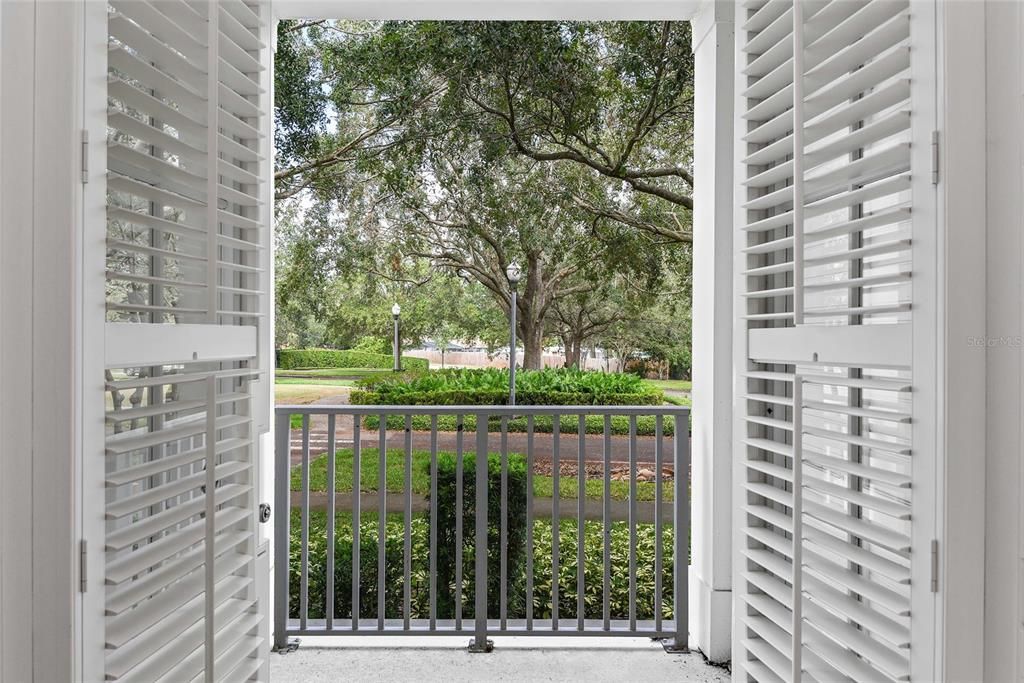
top-left (277, 347), bottom-right (428, 372)
top-left (352, 368), bottom-right (663, 406)
top-left (435, 452), bottom-right (528, 619)
top-left (289, 512), bottom-right (676, 621)
top-left (351, 388), bottom-right (661, 406)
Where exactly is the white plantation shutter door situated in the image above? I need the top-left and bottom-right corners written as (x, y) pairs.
top-left (735, 1), bottom-right (937, 681)
top-left (101, 1), bottom-right (270, 681)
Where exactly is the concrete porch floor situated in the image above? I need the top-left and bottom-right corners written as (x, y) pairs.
top-left (269, 636), bottom-right (728, 682)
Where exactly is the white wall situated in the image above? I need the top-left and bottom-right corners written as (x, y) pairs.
top-left (937, 2), bottom-right (987, 680)
top-left (984, 1), bottom-right (1024, 680)
top-left (0, 2), bottom-right (83, 681)
top-left (688, 0), bottom-right (733, 664)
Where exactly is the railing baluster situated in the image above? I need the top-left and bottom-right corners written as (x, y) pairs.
top-left (300, 414), bottom-right (310, 632)
top-left (326, 413), bottom-right (336, 631)
top-left (628, 414), bottom-right (637, 631)
top-left (577, 414), bottom-right (585, 631)
top-left (673, 412), bottom-right (690, 651)
top-left (378, 414), bottom-right (387, 630)
top-left (654, 414), bottom-right (663, 634)
top-left (352, 416), bottom-right (361, 631)
top-left (473, 412), bottom-right (489, 651)
top-left (526, 414), bottom-right (535, 631)
top-left (602, 415), bottom-right (611, 632)
top-left (273, 411), bottom-right (290, 650)
top-left (429, 415), bottom-right (438, 631)
top-left (552, 413), bottom-right (560, 631)
top-left (456, 414), bottom-right (464, 630)
top-left (269, 405), bottom-right (690, 643)
top-left (404, 414), bottom-right (413, 631)
top-left (500, 416), bottom-right (509, 631)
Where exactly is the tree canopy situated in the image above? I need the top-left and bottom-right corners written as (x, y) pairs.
top-left (274, 20), bottom-right (694, 372)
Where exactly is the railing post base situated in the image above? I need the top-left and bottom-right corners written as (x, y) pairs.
top-left (660, 637), bottom-right (689, 654)
top-left (467, 638), bottom-right (494, 653)
top-left (272, 637), bottom-right (301, 654)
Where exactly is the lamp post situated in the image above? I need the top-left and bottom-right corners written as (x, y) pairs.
top-left (392, 303), bottom-right (401, 372)
top-left (506, 262), bottom-right (522, 405)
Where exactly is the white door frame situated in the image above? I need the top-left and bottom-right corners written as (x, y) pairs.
top-left (0, 1), bottom-right (994, 679)
top-left (271, 0), bottom-right (736, 664)
top-left (933, 1), bottom-right (987, 679)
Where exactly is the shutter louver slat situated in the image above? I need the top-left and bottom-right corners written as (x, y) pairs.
top-left (108, 45), bottom-right (207, 116)
top-left (737, 1), bottom-right (922, 677)
top-left (802, 524), bottom-right (910, 582)
top-left (802, 500), bottom-right (911, 553)
top-left (805, 9), bottom-right (909, 85)
top-left (106, 575), bottom-right (249, 651)
top-left (743, 0), bottom-right (789, 32)
top-left (108, 13), bottom-right (207, 86)
top-left (103, 2), bottom-right (268, 676)
top-left (803, 602), bottom-right (910, 680)
top-left (217, 5), bottom-right (264, 50)
top-left (743, 109), bottom-right (794, 144)
top-left (108, 598), bottom-right (253, 682)
top-left (802, 547), bottom-right (911, 615)
top-left (801, 574), bottom-right (910, 647)
top-left (105, 552), bottom-right (252, 647)
top-left (106, 484), bottom-right (251, 551)
top-left (743, 637), bottom-right (793, 682)
top-left (106, 506), bottom-right (250, 584)
top-left (746, 458), bottom-right (795, 484)
top-left (805, 76), bottom-right (910, 144)
top-left (745, 504), bottom-right (795, 533)
top-left (108, 142), bottom-right (208, 197)
top-left (104, 531), bottom-right (250, 616)
top-left (109, 0), bottom-right (207, 57)
top-left (803, 449), bottom-right (911, 487)
top-left (107, 111), bottom-right (206, 164)
top-left (747, 526), bottom-right (795, 557)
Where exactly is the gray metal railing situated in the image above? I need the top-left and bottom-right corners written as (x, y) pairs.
top-left (273, 405), bottom-right (690, 651)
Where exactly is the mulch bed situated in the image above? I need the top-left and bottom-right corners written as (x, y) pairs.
top-left (532, 460), bottom-right (674, 483)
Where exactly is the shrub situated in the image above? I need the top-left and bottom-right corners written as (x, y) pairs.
top-left (288, 513), bottom-right (430, 620)
top-left (352, 367), bottom-right (662, 406)
top-left (289, 512), bottom-right (678, 621)
top-left (433, 451), bottom-right (528, 619)
top-left (352, 336), bottom-right (389, 355)
top-left (277, 347), bottom-right (429, 372)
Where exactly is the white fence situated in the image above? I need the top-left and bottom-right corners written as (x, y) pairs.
top-left (404, 350), bottom-right (622, 372)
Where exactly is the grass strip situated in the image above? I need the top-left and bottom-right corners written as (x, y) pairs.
top-left (289, 448), bottom-right (674, 503)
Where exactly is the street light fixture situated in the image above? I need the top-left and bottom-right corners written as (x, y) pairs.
top-left (506, 262), bottom-right (522, 405)
top-left (392, 302), bottom-right (401, 372)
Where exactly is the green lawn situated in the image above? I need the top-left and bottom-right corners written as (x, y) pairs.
top-left (276, 376), bottom-right (358, 387)
top-left (277, 368), bottom-right (399, 380)
top-left (275, 383), bottom-right (350, 406)
top-left (291, 449), bottom-right (675, 503)
top-left (663, 394), bottom-right (691, 408)
top-left (644, 379), bottom-right (692, 392)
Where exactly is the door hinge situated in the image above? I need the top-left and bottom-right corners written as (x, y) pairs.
top-left (930, 538), bottom-right (939, 592)
top-left (80, 129), bottom-right (89, 184)
top-left (931, 130), bottom-right (939, 185)
top-left (79, 539), bottom-right (88, 592)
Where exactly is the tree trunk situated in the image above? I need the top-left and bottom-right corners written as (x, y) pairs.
top-left (563, 336), bottom-right (583, 368)
top-left (521, 325), bottom-right (544, 369)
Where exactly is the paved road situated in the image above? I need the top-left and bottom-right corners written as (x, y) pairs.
top-left (282, 393), bottom-right (690, 468)
top-left (290, 428), bottom-right (683, 466)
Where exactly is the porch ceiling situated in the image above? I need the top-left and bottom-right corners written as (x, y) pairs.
top-left (273, 0), bottom-right (703, 21)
